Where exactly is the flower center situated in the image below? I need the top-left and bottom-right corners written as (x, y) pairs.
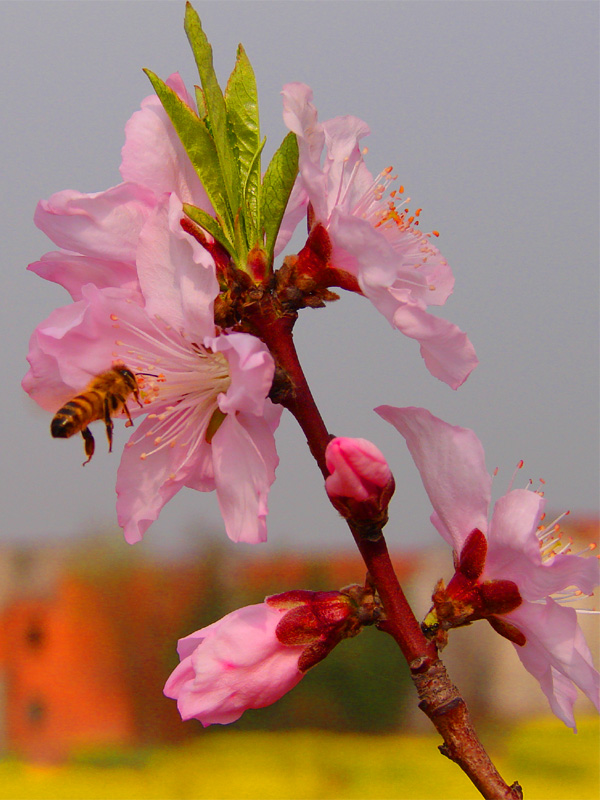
top-left (110, 311), bottom-right (231, 464)
top-left (338, 156), bottom-right (442, 288)
top-left (495, 461), bottom-right (598, 609)
top-left (537, 510), bottom-right (598, 605)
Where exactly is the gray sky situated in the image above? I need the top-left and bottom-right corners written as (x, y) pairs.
top-left (1, 1), bottom-right (598, 558)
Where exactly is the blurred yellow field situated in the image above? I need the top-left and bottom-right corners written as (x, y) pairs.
top-left (0, 716), bottom-right (597, 800)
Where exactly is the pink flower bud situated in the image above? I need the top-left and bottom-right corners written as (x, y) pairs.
top-left (325, 437), bottom-right (392, 502)
top-left (164, 603), bottom-right (305, 726)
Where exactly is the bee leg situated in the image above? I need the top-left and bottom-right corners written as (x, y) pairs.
top-left (123, 402), bottom-right (135, 429)
top-left (81, 427), bottom-right (95, 466)
top-left (133, 387), bottom-right (143, 410)
top-left (103, 396), bottom-right (114, 452)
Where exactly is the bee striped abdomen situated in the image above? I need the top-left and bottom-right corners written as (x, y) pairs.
top-left (51, 393), bottom-right (103, 439)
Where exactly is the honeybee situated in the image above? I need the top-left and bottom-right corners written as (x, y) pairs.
top-left (51, 364), bottom-right (144, 465)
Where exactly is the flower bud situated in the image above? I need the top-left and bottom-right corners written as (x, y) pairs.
top-left (325, 437), bottom-right (395, 538)
top-left (267, 587), bottom-right (366, 671)
top-left (267, 589), bottom-right (356, 629)
top-left (164, 584), bottom-right (381, 726)
top-left (325, 437), bottom-right (392, 502)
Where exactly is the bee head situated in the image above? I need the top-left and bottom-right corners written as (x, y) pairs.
top-left (113, 363), bottom-right (138, 389)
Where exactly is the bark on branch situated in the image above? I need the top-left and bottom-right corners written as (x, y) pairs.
top-left (249, 305), bottom-right (523, 800)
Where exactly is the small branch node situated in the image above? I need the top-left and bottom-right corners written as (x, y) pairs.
top-left (409, 655), bottom-right (434, 674)
top-left (510, 782), bottom-right (524, 800)
top-left (429, 696), bottom-right (465, 718)
top-left (438, 743), bottom-right (453, 760)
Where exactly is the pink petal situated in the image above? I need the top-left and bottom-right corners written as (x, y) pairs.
top-left (182, 452), bottom-right (216, 493)
top-left (200, 605), bottom-right (285, 666)
top-left (120, 73), bottom-right (212, 211)
top-left (484, 489), bottom-right (546, 593)
top-left (22, 301), bottom-right (88, 412)
top-left (375, 406), bottom-right (490, 552)
top-left (281, 83), bottom-right (324, 164)
top-left (34, 183), bottom-right (156, 263)
top-left (282, 88), bottom-right (372, 226)
top-left (116, 409), bottom-right (212, 544)
top-left (328, 208), bottom-right (437, 317)
top-left (163, 656), bottom-right (196, 700)
top-left (321, 116), bottom-right (371, 217)
top-left (322, 116), bottom-right (371, 164)
top-left (22, 287), bottom-right (129, 412)
top-left (487, 491), bottom-right (599, 601)
top-left (28, 251), bottom-right (141, 302)
top-left (274, 179), bottom-right (308, 256)
top-left (328, 208), bottom-right (401, 291)
top-left (528, 552), bottom-right (600, 599)
top-left (176, 624), bottom-right (222, 660)
top-left (210, 332), bottom-right (276, 418)
top-left (207, 333), bottom-right (280, 542)
top-left (164, 604), bottom-right (304, 726)
top-left (391, 304), bottom-right (478, 389)
top-left (263, 397), bottom-right (285, 434)
top-left (136, 194), bottom-right (218, 337)
top-left (508, 600), bottom-right (600, 729)
top-left (487, 491), bottom-right (600, 600)
top-left (211, 412), bottom-right (279, 544)
top-left (412, 253), bottom-right (455, 307)
top-left (488, 490), bottom-right (545, 561)
top-left (281, 83), bottom-right (329, 221)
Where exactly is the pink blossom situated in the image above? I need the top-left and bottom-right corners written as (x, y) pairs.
top-left (325, 436), bottom-right (392, 502)
top-left (376, 405), bottom-right (600, 730)
top-left (282, 83), bottom-right (478, 389)
top-left (23, 193), bottom-right (281, 545)
top-left (24, 73), bottom-right (287, 545)
top-left (163, 603), bottom-right (306, 726)
top-left (29, 74), bottom-right (213, 303)
top-left (164, 586), bottom-right (370, 726)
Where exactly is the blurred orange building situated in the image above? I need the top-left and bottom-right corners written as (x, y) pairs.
top-left (0, 538), bottom-right (411, 762)
top-left (0, 546), bottom-right (212, 761)
top-left (0, 515), bottom-right (595, 761)
top-left (1, 576), bottom-right (137, 761)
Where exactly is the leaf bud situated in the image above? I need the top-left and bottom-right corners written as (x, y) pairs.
top-left (266, 584), bottom-right (380, 671)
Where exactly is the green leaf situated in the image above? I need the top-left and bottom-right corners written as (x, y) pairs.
top-left (183, 203), bottom-right (235, 256)
top-left (144, 69), bottom-right (233, 234)
top-left (184, 3), bottom-right (240, 216)
top-left (232, 212), bottom-right (249, 270)
top-left (241, 137), bottom-right (266, 247)
top-left (194, 85), bottom-right (208, 122)
top-left (225, 44), bottom-right (261, 237)
top-left (261, 132), bottom-right (299, 261)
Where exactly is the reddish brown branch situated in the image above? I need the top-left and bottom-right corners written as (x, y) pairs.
top-left (351, 532), bottom-right (435, 662)
top-left (411, 659), bottom-right (523, 800)
top-left (247, 311), bottom-right (331, 476)
top-left (352, 534), bottom-right (522, 799)
top-left (253, 312), bottom-right (522, 800)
